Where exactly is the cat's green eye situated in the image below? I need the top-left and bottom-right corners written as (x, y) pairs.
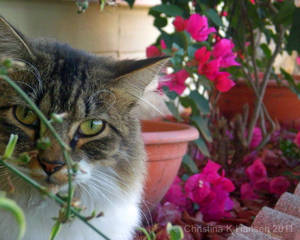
top-left (14, 106), bottom-right (38, 126)
top-left (79, 119), bottom-right (105, 137)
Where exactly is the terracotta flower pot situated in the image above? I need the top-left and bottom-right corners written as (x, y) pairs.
top-left (218, 76), bottom-right (300, 127)
top-left (141, 120), bottom-right (198, 209)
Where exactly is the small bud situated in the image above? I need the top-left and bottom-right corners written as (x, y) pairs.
top-left (36, 137), bottom-right (51, 150)
top-left (17, 153), bottom-right (31, 164)
top-left (51, 113), bottom-right (67, 123)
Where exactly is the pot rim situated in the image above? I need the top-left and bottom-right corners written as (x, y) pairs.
top-left (141, 120), bottom-right (199, 144)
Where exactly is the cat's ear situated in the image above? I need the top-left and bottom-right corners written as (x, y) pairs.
top-left (0, 16), bottom-right (35, 60)
top-left (111, 56), bottom-right (169, 109)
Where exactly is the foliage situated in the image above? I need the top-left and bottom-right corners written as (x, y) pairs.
top-left (146, 0), bottom-right (300, 160)
top-left (134, 125), bottom-right (300, 240)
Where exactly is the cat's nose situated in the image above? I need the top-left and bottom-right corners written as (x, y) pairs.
top-left (38, 157), bottom-right (65, 176)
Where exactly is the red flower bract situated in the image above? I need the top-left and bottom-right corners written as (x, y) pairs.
top-left (163, 176), bottom-right (189, 210)
top-left (194, 46), bottom-right (211, 63)
top-left (246, 158), bottom-right (267, 183)
top-left (185, 14), bottom-right (216, 42)
top-left (212, 39), bottom-right (240, 68)
top-left (214, 72), bottom-right (235, 92)
top-left (241, 183), bottom-right (259, 200)
top-left (269, 176), bottom-right (290, 196)
top-left (146, 45), bottom-right (161, 58)
top-left (294, 131), bottom-right (300, 147)
top-left (173, 16), bottom-right (187, 32)
top-left (198, 59), bottom-right (220, 81)
top-left (158, 69), bottom-right (189, 95)
top-left (250, 127), bottom-right (263, 149)
top-left (184, 160), bottom-right (235, 221)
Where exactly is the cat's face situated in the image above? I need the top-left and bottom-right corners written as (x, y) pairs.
top-left (0, 16), bottom-right (165, 199)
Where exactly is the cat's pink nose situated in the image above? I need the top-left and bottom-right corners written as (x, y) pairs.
top-left (38, 157), bottom-right (65, 176)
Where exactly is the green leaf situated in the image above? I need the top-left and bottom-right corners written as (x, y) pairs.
top-left (189, 91), bottom-right (210, 115)
top-left (36, 137), bottom-right (52, 150)
top-left (151, 4), bottom-right (184, 17)
top-left (204, 8), bottom-right (223, 27)
top-left (49, 221), bottom-right (62, 240)
top-left (287, 8), bottom-right (300, 52)
top-left (260, 43), bottom-right (272, 59)
top-left (172, 32), bottom-right (187, 50)
top-left (167, 223), bottom-right (184, 240)
top-left (0, 195), bottom-right (26, 240)
top-left (124, 0), bottom-right (135, 8)
top-left (182, 154), bottom-right (199, 174)
top-left (161, 31), bottom-right (173, 49)
top-left (162, 86), bottom-right (178, 100)
top-left (274, 1), bottom-right (295, 26)
top-left (154, 17), bottom-right (168, 28)
top-left (3, 134), bottom-right (18, 159)
top-left (165, 101), bottom-right (182, 121)
top-left (191, 115), bottom-right (212, 142)
top-left (194, 137), bottom-right (210, 157)
top-left (280, 68), bottom-right (300, 98)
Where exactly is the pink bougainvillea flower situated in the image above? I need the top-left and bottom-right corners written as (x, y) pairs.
top-left (241, 183), bottom-right (259, 200)
top-left (297, 57), bottom-right (300, 65)
top-left (173, 16), bottom-right (187, 32)
top-left (212, 39), bottom-right (240, 68)
top-left (198, 59), bottom-right (220, 81)
top-left (214, 176), bottom-right (236, 192)
top-left (160, 39), bottom-right (167, 49)
top-left (294, 131), bottom-right (300, 147)
top-left (164, 176), bottom-right (188, 209)
top-left (214, 72), bottom-right (235, 92)
top-left (158, 69), bottom-right (189, 95)
top-left (200, 189), bottom-right (233, 221)
top-left (250, 127), bottom-right (263, 149)
top-left (246, 158), bottom-right (267, 183)
top-left (249, 0), bottom-right (255, 4)
top-left (221, 11), bottom-right (228, 17)
top-left (184, 160), bottom-right (235, 221)
top-left (253, 177), bottom-right (270, 192)
top-left (269, 176), bottom-right (290, 196)
top-left (194, 46), bottom-right (211, 63)
top-left (146, 45), bottom-right (161, 58)
top-left (186, 14), bottom-right (216, 42)
top-left (184, 174), bottom-right (212, 204)
top-left (153, 202), bottom-right (182, 226)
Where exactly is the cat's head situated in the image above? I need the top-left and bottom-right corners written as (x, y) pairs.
top-left (0, 16), bottom-right (166, 200)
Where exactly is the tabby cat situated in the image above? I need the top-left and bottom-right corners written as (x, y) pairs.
top-left (0, 16), bottom-right (166, 240)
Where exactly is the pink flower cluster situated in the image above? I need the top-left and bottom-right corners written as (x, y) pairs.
top-left (294, 131), bottom-right (300, 147)
top-left (147, 14), bottom-right (239, 94)
top-left (174, 14), bottom-right (239, 92)
top-left (241, 158), bottom-right (290, 200)
top-left (164, 160), bottom-right (235, 221)
top-left (195, 41), bottom-right (238, 92)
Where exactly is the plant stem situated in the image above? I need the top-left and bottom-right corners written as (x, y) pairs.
top-left (246, 25), bottom-right (284, 145)
top-left (0, 73), bottom-right (74, 223)
top-left (0, 159), bottom-right (110, 240)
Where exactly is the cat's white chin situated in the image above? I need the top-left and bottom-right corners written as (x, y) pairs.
top-left (0, 178), bottom-right (143, 240)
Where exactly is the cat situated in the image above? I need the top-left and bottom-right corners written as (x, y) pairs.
top-left (0, 16), bottom-right (166, 240)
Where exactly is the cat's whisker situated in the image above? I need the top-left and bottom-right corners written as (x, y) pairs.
top-left (140, 199), bottom-right (154, 227)
top-left (13, 58), bottom-right (43, 91)
top-left (90, 172), bottom-right (131, 198)
top-left (93, 168), bottom-right (129, 190)
top-left (86, 181), bottom-right (115, 207)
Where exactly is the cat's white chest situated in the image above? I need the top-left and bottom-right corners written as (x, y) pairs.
top-left (0, 189), bottom-right (141, 240)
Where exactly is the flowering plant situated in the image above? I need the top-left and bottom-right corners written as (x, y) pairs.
top-left (146, 12), bottom-right (240, 156)
top-left (146, 0), bottom-right (300, 156)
